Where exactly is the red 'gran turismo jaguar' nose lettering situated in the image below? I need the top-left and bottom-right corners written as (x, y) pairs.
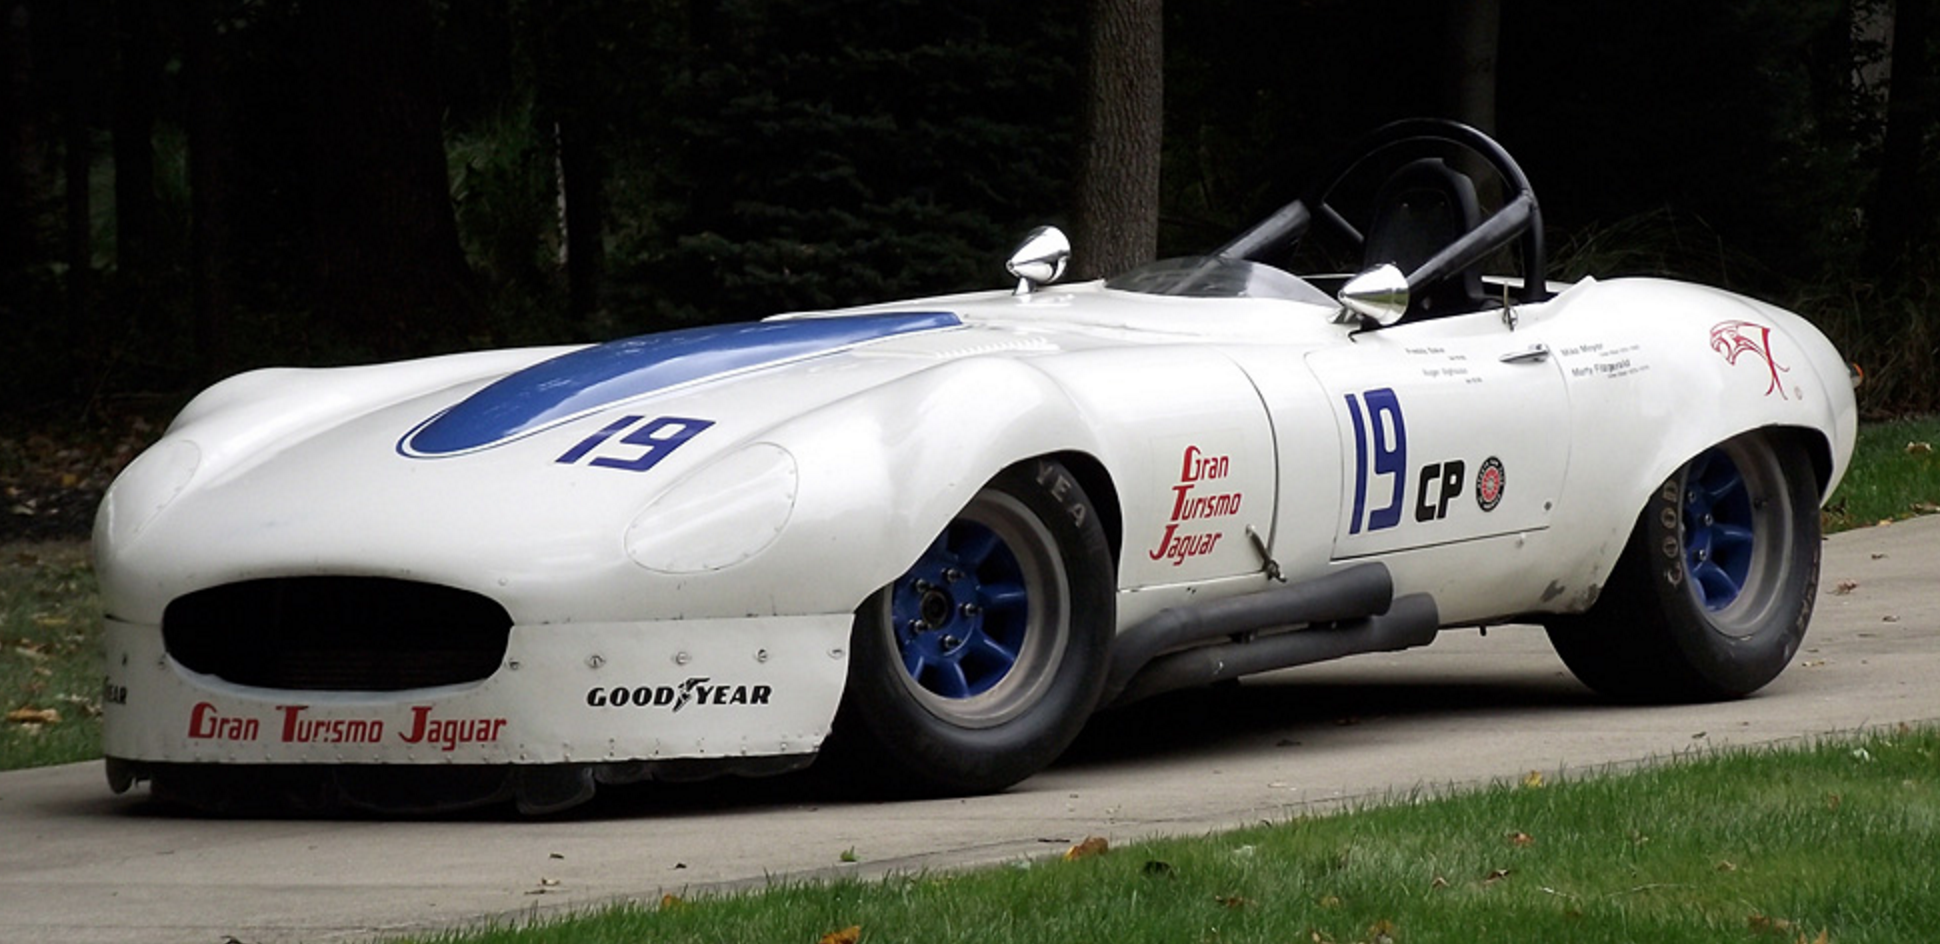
top-left (398, 705), bottom-right (508, 751)
top-left (186, 701), bottom-right (259, 741)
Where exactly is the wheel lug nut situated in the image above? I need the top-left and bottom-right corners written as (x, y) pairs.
top-left (960, 602), bottom-right (980, 616)
top-left (943, 568), bottom-right (964, 583)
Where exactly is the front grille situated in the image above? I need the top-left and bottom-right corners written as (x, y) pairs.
top-left (163, 577), bottom-right (513, 691)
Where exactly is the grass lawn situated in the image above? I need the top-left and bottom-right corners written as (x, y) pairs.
top-left (393, 728), bottom-right (1940, 944)
top-left (0, 541), bottom-right (102, 769)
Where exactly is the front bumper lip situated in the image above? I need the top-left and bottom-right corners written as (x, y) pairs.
top-left (102, 614), bottom-right (850, 765)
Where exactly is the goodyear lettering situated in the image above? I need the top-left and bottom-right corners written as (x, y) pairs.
top-left (1148, 445), bottom-right (1241, 566)
top-left (585, 678), bottom-right (774, 711)
top-left (186, 701), bottom-right (259, 741)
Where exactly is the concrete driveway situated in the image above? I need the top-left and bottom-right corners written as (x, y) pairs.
top-left (2, 516), bottom-right (1935, 944)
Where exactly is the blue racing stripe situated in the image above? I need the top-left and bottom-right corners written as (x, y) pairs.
top-left (401, 311), bottom-right (961, 457)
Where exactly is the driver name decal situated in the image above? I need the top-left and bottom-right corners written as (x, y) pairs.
top-left (1147, 445), bottom-right (1242, 566)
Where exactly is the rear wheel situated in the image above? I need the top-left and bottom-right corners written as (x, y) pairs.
top-left (1545, 431), bottom-right (1820, 702)
top-left (828, 458), bottom-right (1113, 794)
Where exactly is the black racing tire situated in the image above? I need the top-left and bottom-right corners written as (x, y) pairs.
top-left (826, 458), bottom-right (1114, 795)
top-left (1545, 431), bottom-right (1821, 702)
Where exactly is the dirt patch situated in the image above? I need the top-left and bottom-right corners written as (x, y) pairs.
top-left (2, 415), bottom-right (162, 543)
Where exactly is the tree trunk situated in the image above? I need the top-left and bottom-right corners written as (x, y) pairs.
top-left (1866, 0), bottom-right (1935, 278)
top-left (304, 0), bottom-right (481, 357)
top-left (113, 0), bottom-right (160, 282)
top-left (557, 115), bottom-right (606, 329)
top-left (61, 0), bottom-right (99, 364)
top-left (0, 0), bottom-right (38, 280)
top-left (183, 0), bottom-right (232, 377)
top-left (1071, 0), bottom-right (1162, 280)
top-left (535, 0), bottom-right (607, 332)
top-left (1447, 0), bottom-right (1500, 134)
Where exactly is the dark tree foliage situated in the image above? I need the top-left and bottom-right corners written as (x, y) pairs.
top-left (0, 0), bottom-right (1935, 417)
top-left (632, 0), bottom-right (1081, 327)
top-left (1867, 0), bottom-right (1936, 277)
top-left (1499, 0), bottom-right (1869, 284)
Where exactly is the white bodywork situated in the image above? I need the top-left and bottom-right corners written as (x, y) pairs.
top-left (96, 273), bottom-right (1856, 771)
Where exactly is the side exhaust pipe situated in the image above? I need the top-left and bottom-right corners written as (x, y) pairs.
top-left (1102, 563), bottom-right (1441, 707)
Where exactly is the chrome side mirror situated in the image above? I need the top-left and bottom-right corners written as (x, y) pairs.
top-left (1336, 263), bottom-right (1409, 326)
top-left (1006, 226), bottom-right (1070, 295)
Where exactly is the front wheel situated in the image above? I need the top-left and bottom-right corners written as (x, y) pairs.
top-left (827, 458), bottom-right (1114, 794)
top-left (1545, 431), bottom-right (1821, 702)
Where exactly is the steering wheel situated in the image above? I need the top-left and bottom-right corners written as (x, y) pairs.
top-left (1217, 119), bottom-right (1547, 306)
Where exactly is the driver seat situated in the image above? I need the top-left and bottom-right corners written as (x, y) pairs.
top-left (1362, 158), bottom-right (1486, 320)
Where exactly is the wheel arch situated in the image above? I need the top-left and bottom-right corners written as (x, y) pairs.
top-left (1045, 449), bottom-right (1124, 571)
top-left (757, 357), bottom-right (1120, 615)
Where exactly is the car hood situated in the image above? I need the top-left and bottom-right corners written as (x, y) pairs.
top-left (96, 284), bottom-right (1340, 624)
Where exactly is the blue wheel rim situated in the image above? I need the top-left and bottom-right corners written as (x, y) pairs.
top-left (1681, 447), bottom-right (1757, 611)
top-left (891, 521), bottom-right (1030, 699)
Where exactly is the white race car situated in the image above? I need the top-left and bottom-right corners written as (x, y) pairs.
top-left (96, 121), bottom-right (1857, 813)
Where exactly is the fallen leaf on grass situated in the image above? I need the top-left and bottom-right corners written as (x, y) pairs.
top-left (1507, 831), bottom-right (1535, 847)
top-left (1716, 860), bottom-right (1738, 872)
top-left (1908, 441), bottom-right (1934, 455)
top-left (1824, 793), bottom-right (1842, 811)
top-left (1214, 894), bottom-right (1251, 909)
top-left (818, 925), bottom-right (861, 944)
top-left (1520, 770), bottom-right (1544, 789)
top-left (5, 708), bottom-right (60, 725)
top-left (1063, 836), bottom-right (1109, 860)
top-left (1913, 502), bottom-right (1940, 515)
top-left (1429, 876), bottom-right (1449, 890)
top-left (1749, 914), bottom-right (1794, 934)
top-left (659, 894), bottom-right (685, 910)
top-left (1483, 867), bottom-right (1513, 885)
top-left (1368, 918), bottom-right (1397, 944)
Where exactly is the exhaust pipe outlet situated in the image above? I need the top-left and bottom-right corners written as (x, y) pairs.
top-left (1110, 592), bottom-right (1441, 706)
top-left (1101, 562), bottom-right (1396, 706)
